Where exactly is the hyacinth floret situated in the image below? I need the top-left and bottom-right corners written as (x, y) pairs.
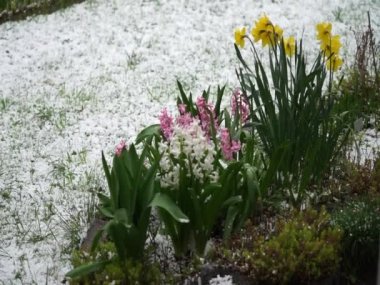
top-left (231, 88), bottom-right (250, 123)
top-left (220, 128), bottom-right (241, 160)
top-left (176, 104), bottom-right (193, 128)
top-left (115, 139), bottom-right (127, 156)
top-left (159, 119), bottom-right (218, 189)
top-left (159, 108), bottom-right (174, 140)
top-left (196, 96), bottom-right (219, 137)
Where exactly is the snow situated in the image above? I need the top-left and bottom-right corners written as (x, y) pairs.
top-left (0, 0), bottom-right (379, 283)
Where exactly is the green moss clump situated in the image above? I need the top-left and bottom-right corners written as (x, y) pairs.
top-left (216, 208), bottom-right (342, 285)
top-left (332, 196), bottom-right (380, 282)
top-left (69, 242), bottom-right (162, 284)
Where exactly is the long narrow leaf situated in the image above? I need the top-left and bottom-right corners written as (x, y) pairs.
top-left (66, 260), bottom-right (110, 279)
top-left (150, 193), bottom-right (189, 223)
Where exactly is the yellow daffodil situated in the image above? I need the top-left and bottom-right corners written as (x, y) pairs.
top-left (316, 22), bottom-right (332, 43)
top-left (326, 54), bottom-right (343, 72)
top-left (320, 35), bottom-right (342, 56)
top-left (251, 15), bottom-right (272, 42)
top-left (234, 26), bottom-right (247, 48)
top-left (266, 24), bottom-right (283, 47)
top-left (283, 36), bottom-right (296, 57)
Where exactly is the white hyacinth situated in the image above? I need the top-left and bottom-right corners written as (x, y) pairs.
top-left (159, 119), bottom-right (218, 189)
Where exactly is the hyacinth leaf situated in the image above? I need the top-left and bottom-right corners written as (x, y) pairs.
top-left (97, 192), bottom-right (111, 209)
top-left (123, 144), bottom-right (140, 178)
top-left (215, 85), bottom-right (225, 118)
top-left (138, 162), bottom-right (158, 209)
top-left (113, 155), bottom-right (133, 211)
top-left (177, 80), bottom-right (189, 105)
top-left (101, 152), bottom-right (112, 201)
top-left (224, 109), bottom-right (232, 130)
top-left (202, 86), bottom-right (211, 101)
top-left (108, 221), bottom-right (128, 260)
top-left (65, 260), bottom-right (111, 279)
top-left (240, 164), bottom-right (259, 227)
top-left (224, 206), bottom-right (240, 240)
top-left (114, 208), bottom-right (132, 229)
top-left (149, 193), bottom-right (189, 223)
top-left (90, 220), bottom-right (112, 253)
top-left (177, 80), bottom-right (197, 115)
top-left (222, 195), bottom-right (242, 208)
top-left (98, 206), bottom-right (113, 219)
top-left (135, 124), bottom-right (161, 144)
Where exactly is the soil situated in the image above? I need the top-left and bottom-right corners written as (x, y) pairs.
top-left (0, 0), bottom-right (85, 25)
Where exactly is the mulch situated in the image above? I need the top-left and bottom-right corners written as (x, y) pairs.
top-left (0, 0), bottom-right (85, 25)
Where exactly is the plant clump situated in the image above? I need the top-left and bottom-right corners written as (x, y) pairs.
top-left (63, 13), bottom-right (378, 284)
top-left (331, 196), bottom-right (380, 283)
top-left (214, 208), bottom-right (342, 285)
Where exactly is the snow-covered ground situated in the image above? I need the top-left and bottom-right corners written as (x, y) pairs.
top-left (0, 0), bottom-right (379, 283)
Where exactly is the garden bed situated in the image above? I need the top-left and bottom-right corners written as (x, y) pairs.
top-left (0, 0), bottom-right (85, 24)
top-left (0, 0), bottom-right (379, 283)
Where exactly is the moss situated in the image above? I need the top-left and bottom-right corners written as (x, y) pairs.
top-left (215, 208), bottom-right (342, 285)
top-left (69, 242), bottom-right (162, 284)
top-left (332, 196), bottom-right (380, 282)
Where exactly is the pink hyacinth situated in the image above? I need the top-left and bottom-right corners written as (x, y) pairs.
top-left (178, 103), bottom-right (187, 115)
top-left (176, 103), bottom-right (193, 127)
top-left (220, 128), bottom-right (241, 160)
top-left (159, 108), bottom-right (174, 140)
top-left (196, 96), bottom-right (219, 137)
top-left (115, 139), bottom-right (127, 157)
top-left (176, 112), bottom-right (193, 128)
top-left (231, 88), bottom-right (249, 123)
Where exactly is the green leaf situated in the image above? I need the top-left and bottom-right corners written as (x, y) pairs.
top-left (223, 206), bottom-right (240, 240)
top-left (139, 161), bottom-right (158, 208)
top-left (108, 221), bottom-right (128, 260)
top-left (177, 80), bottom-right (190, 106)
top-left (215, 85), bottom-right (225, 117)
top-left (65, 260), bottom-right (110, 279)
top-left (113, 155), bottom-right (133, 211)
top-left (136, 124), bottom-right (161, 144)
top-left (150, 193), bottom-right (189, 223)
top-left (114, 208), bottom-right (132, 229)
top-left (234, 43), bottom-right (252, 72)
top-left (222, 195), bottom-right (242, 208)
top-left (97, 192), bottom-right (111, 206)
top-left (90, 223), bottom-right (107, 253)
top-left (101, 152), bottom-right (112, 197)
top-left (98, 206), bottom-right (114, 219)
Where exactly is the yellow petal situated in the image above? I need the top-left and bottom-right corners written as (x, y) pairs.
top-left (326, 54), bottom-right (343, 72)
top-left (234, 26), bottom-right (246, 48)
top-left (284, 36), bottom-right (296, 57)
top-left (316, 22), bottom-right (332, 42)
top-left (320, 35), bottom-right (341, 56)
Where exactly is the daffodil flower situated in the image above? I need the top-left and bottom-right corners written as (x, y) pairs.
top-left (326, 54), bottom-right (343, 72)
top-left (283, 36), bottom-right (295, 57)
top-left (263, 24), bottom-right (283, 47)
top-left (316, 22), bottom-right (332, 43)
top-left (234, 26), bottom-right (247, 48)
top-left (252, 17), bottom-right (283, 47)
top-left (251, 15), bottom-right (272, 42)
top-left (320, 35), bottom-right (342, 56)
